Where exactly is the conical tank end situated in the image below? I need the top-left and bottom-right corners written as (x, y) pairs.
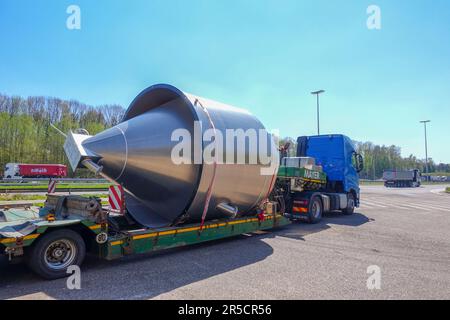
top-left (79, 83), bottom-right (277, 228)
top-left (81, 88), bottom-right (202, 228)
top-left (82, 126), bottom-right (128, 181)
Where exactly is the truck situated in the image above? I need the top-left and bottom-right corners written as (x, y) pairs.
top-left (0, 134), bottom-right (362, 280)
top-left (3, 163), bottom-right (68, 180)
top-left (0, 195), bottom-right (290, 279)
top-left (277, 134), bottom-right (364, 223)
top-left (0, 84), bottom-right (363, 280)
top-left (383, 169), bottom-right (421, 188)
top-left (0, 135), bottom-right (362, 279)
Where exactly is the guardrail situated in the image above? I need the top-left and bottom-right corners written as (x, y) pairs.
top-left (1, 188), bottom-right (109, 194)
top-left (0, 178), bottom-right (108, 184)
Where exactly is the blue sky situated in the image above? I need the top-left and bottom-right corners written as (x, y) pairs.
top-left (0, 0), bottom-right (449, 162)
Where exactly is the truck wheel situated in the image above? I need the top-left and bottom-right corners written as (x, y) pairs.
top-left (342, 193), bottom-right (355, 215)
top-left (26, 229), bottom-right (86, 280)
top-left (307, 196), bottom-right (323, 224)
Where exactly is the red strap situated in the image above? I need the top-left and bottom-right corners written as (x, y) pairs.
top-left (200, 162), bottom-right (217, 230)
top-left (195, 99), bottom-right (219, 231)
top-left (264, 171), bottom-right (277, 201)
top-left (257, 210), bottom-right (266, 222)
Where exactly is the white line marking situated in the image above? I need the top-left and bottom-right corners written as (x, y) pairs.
top-left (394, 204), bottom-right (432, 211)
top-left (415, 205), bottom-right (450, 212)
top-left (381, 200), bottom-right (450, 211)
top-left (365, 198), bottom-right (450, 212)
top-left (362, 200), bottom-right (387, 208)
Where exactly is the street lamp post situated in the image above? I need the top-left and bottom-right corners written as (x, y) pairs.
top-left (420, 120), bottom-right (431, 180)
top-left (311, 90), bottom-right (325, 135)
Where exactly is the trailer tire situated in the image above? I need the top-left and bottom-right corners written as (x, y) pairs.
top-left (342, 193), bottom-right (355, 215)
top-left (307, 196), bottom-right (323, 224)
top-left (26, 229), bottom-right (86, 280)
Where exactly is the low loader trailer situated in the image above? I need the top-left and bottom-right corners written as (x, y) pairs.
top-left (0, 134), bottom-right (363, 280)
top-left (0, 195), bottom-right (289, 279)
top-left (0, 84), bottom-right (364, 280)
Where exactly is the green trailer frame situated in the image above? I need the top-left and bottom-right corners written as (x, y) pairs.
top-left (0, 204), bottom-right (290, 278)
top-left (103, 214), bottom-right (290, 260)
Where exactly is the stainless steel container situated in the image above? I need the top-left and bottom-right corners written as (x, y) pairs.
top-left (82, 84), bottom-right (278, 228)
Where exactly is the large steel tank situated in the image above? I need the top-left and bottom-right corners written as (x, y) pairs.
top-left (81, 84), bottom-right (278, 228)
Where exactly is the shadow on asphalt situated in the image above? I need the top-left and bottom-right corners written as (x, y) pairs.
top-left (0, 212), bottom-right (372, 300)
top-left (272, 211), bottom-right (373, 241)
top-left (324, 211), bottom-right (374, 227)
top-left (0, 234), bottom-right (274, 300)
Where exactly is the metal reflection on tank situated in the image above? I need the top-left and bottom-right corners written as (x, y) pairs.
top-left (78, 84), bottom-right (278, 228)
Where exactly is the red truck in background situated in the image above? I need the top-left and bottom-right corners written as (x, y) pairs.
top-left (3, 163), bottom-right (67, 179)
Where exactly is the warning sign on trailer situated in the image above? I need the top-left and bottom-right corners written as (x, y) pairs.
top-left (109, 185), bottom-right (124, 212)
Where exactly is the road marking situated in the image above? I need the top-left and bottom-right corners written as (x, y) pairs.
top-left (415, 204), bottom-right (450, 212)
top-left (362, 200), bottom-right (387, 208)
top-left (375, 199), bottom-right (450, 211)
top-left (411, 203), bottom-right (450, 211)
top-left (363, 198), bottom-right (450, 212)
top-left (395, 204), bottom-right (432, 211)
top-left (364, 202), bottom-right (430, 214)
top-left (375, 201), bottom-right (433, 211)
top-left (8, 292), bottom-right (55, 300)
top-left (415, 201), bottom-right (450, 209)
top-left (430, 188), bottom-right (448, 195)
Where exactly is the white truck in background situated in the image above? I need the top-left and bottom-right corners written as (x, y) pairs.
top-left (383, 169), bottom-right (421, 188)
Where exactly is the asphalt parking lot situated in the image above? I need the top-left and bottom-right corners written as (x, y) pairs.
top-left (1, 185), bottom-right (449, 300)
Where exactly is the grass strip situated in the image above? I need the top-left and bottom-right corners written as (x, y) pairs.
top-left (0, 183), bottom-right (110, 190)
top-left (0, 194), bottom-right (108, 201)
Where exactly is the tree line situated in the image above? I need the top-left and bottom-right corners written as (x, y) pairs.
top-left (0, 92), bottom-right (448, 179)
top-left (279, 138), bottom-right (449, 180)
top-left (0, 93), bottom-right (124, 177)
top-left (354, 141), bottom-right (448, 179)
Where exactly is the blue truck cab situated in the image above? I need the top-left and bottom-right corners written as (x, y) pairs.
top-left (297, 134), bottom-right (362, 206)
top-left (280, 134), bottom-right (364, 223)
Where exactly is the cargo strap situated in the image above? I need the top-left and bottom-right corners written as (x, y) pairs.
top-left (194, 98), bottom-right (218, 231)
top-left (265, 172), bottom-right (277, 201)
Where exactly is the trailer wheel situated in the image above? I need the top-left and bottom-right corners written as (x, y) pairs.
top-left (342, 193), bottom-right (355, 215)
top-left (26, 229), bottom-right (86, 280)
top-left (307, 196), bottom-right (323, 224)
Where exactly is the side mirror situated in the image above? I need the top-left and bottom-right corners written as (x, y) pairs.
top-left (355, 153), bottom-right (364, 173)
top-left (356, 153), bottom-right (364, 173)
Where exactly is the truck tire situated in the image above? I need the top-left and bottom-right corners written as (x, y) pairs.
top-left (307, 196), bottom-right (323, 224)
top-left (26, 229), bottom-right (86, 280)
top-left (342, 193), bottom-right (355, 215)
